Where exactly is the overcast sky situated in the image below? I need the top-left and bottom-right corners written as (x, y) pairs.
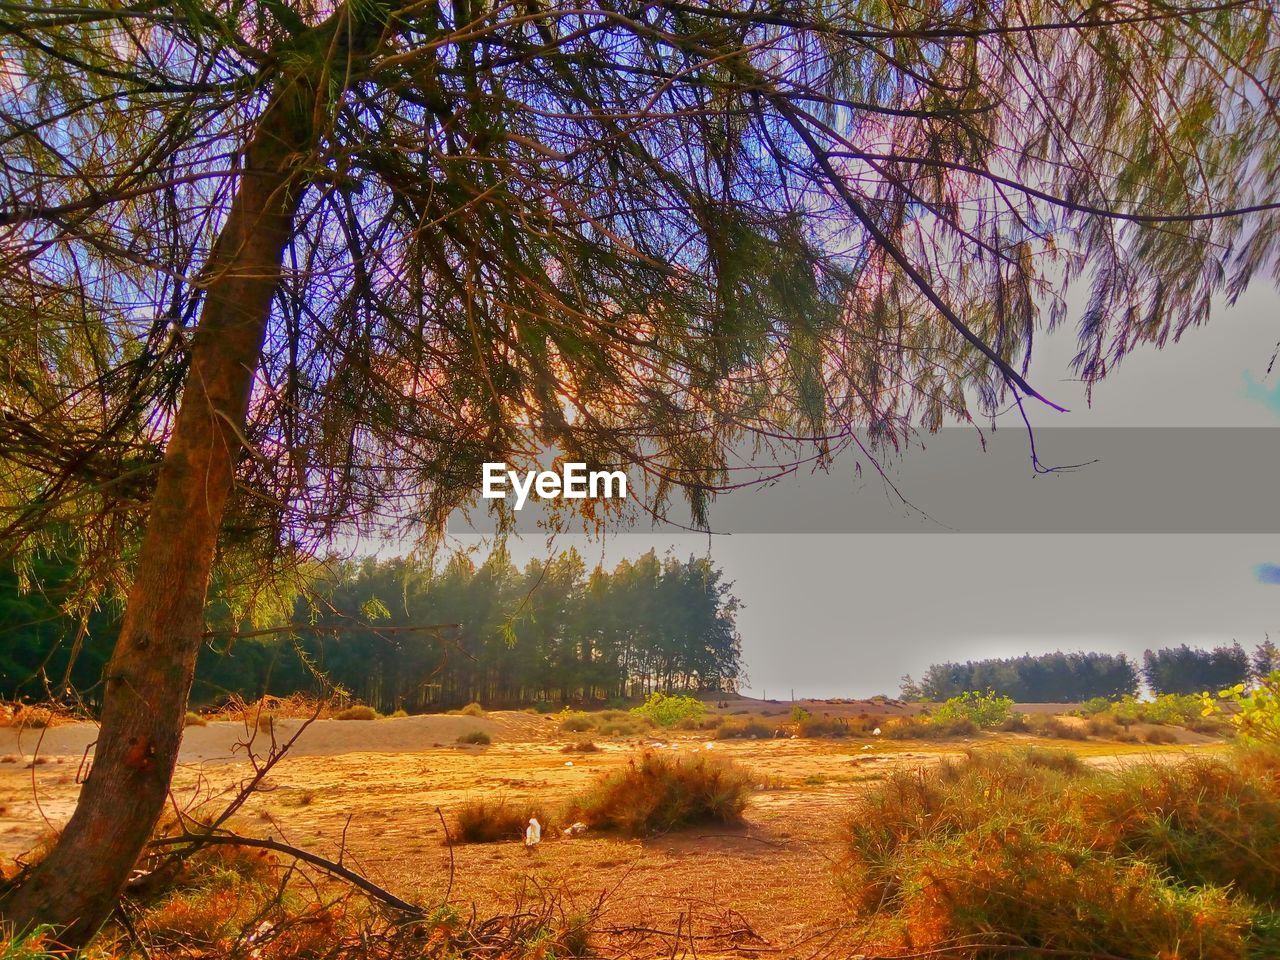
top-left (417, 284), bottom-right (1280, 699)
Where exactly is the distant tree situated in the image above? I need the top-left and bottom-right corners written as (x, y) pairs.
top-left (1142, 644), bottom-right (1251, 696)
top-left (4, 0), bottom-right (1280, 940)
top-left (1252, 639), bottom-right (1280, 682)
top-left (916, 651), bottom-right (1138, 702)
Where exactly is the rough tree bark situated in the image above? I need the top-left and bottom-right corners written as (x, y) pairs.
top-left (0, 14), bottom-right (373, 938)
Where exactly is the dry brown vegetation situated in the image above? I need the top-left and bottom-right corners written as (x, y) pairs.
top-left (0, 699), bottom-right (1260, 959)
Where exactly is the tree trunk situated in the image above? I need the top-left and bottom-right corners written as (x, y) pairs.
top-left (0, 73), bottom-right (320, 946)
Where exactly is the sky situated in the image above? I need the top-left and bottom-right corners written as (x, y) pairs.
top-left (407, 284), bottom-right (1280, 699)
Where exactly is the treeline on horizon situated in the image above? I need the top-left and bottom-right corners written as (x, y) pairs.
top-left (0, 547), bottom-right (743, 713)
top-left (906, 641), bottom-right (1279, 702)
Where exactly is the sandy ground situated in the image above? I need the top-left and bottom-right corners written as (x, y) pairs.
top-left (0, 709), bottom-right (1224, 958)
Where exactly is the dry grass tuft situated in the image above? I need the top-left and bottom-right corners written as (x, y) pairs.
top-left (567, 750), bottom-right (752, 836)
top-left (449, 798), bottom-right (552, 843)
top-left (0, 702), bottom-right (73, 729)
top-left (713, 718), bottom-right (774, 740)
top-left (457, 729), bottom-right (491, 745)
top-left (561, 740), bottom-right (600, 753)
top-left (841, 745), bottom-right (1280, 957)
top-left (334, 704), bottom-right (378, 721)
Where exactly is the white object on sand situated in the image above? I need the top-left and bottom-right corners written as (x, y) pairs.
top-left (525, 817), bottom-right (542, 848)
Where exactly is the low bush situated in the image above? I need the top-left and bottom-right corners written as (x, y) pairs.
top-left (1143, 725), bottom-right (1180, 744)
top-left (561, 740), bottom-right (600, 753)
top-left (558, 711), bottom-right (595, 733)
top-left (996, 712), bottom-right (1032, 733)
top-left (1030, 714), bottom-right (1087, 740)
top-left (713, 718), bottom-right (774, 739)
top-left (334, 705), bottom-right (378, 721)
top-left (457, 702), bottom-right (485, 717)
top-left (457, 730), bottom-right (491, 745)
top-left (841, 745), bottom-right (1280, 957)
top-left (931, 690), bottom-right (1014, 728)
top-left (1086, 712), bottom-right (1121, 737)
top-left (597, 719), bottom-right (645, 737)
top-left (184, 711), bottom-right (208, 727)
top-left (390, 708), bottom-right (409, 718)
top-left (532, 700), bottom-right (556, 713)
top-left (795, 715), bottom-right (866, 738)
top-left (630, 692), bottom-right (705, 728)
top-left (567, 751), bottom-right (752, 836)
top-left (881, 714), bottom-right (979, 739)
top-left (448, 799), bottom-right (552, 844)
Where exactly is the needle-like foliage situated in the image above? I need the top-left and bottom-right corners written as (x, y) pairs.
top-left (2, 1), bottom-right (1278, 602)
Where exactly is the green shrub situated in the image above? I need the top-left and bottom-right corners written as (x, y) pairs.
top-left (790, 705), bottom-right (811, 724)
top-left (184, 711), bottom-right (208, 727)
top-left (630, 692), bottom-right (705, 728)
top-left (1142, 692), bottom-right (1202, 725)
top-left (1079, 696), bottom-right (1116, 716)
top-left (931, 690), bottom-right (1014, 729)
top-left (457, 730), bottom-right (491, 745)
top-left (842, 746), bottom-right (1276, 956)
top-left (334, 705), bottom-right (378, 721)
top-left (532, 700), bottom-right (556, 713)
top-left (558, 711), bottom-right (595, 733)
top-left (568, 751), bottom-right (752, 836)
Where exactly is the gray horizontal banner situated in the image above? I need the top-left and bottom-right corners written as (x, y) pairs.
top-left (446, 428), bottom-right (1280, 534)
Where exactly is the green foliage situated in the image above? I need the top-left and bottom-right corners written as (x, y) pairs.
top-left (1143, 643), bottom-right (1250, 695)
top-left (0, 926), bottom-right (57, 960)
top-left (1141, 693), bottom-right (1202, 725)
top-left (568, 751), bottom-right (752, 836)
top-left (183, 711), bottom-right (207, 727)
top-left (789, 705), bottom-right (811, 723)
top-left (1203, 672), bottom-right (1280, 745)
top-left (842, 746), bottom-right (1280, 956)
top-left (631, 692), bottom-right (705, 729)
top-left (931, 691), bottom-right (1014, 729)
top-left (187, 547), bottom-right (743, 715)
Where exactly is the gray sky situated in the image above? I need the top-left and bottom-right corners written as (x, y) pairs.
top-left (421, 284), bottom-right (1280, 698)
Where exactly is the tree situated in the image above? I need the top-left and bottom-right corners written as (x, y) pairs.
top-left (1142, 643), bottom-right (1251, 695)
top-left (2, 0), bottom-right (1280, 941)
top-left (1252, 638), bottom-right (1279, 681)
top-left (914, 651), bottom-right (1139, 702)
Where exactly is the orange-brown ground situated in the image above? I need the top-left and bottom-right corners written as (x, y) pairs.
top-left (0, 707), bottom-right (1224, 958)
